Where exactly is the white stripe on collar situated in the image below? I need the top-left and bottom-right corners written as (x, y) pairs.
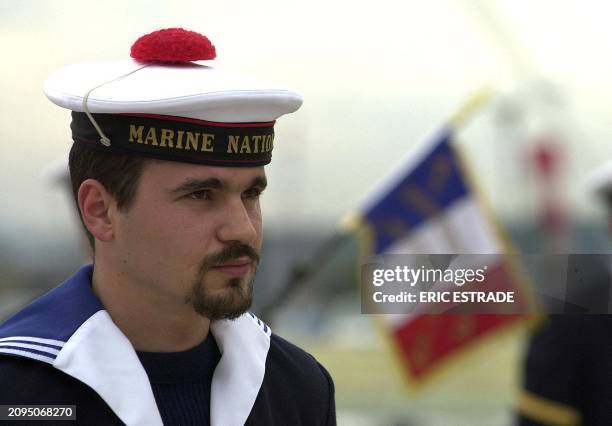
top-left (0, 342), bottom-right (60, 357)
top-left (0, 336), bottom-right (65, 362)
top-left (0, 336), bottom-right (66, 347)
top-left (0, 348), bottom-right (58, 364)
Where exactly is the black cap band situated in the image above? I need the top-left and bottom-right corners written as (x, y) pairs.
top-left (71, 112), bottom-right (275, 166)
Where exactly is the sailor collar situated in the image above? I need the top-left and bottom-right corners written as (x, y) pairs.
top-left (0, 265), bottom-right (272, 426)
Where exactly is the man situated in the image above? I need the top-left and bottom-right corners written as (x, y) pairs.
top-left (517, 160), bottom-right (612, 426)
top-left (0, 28), bottom-right (336, 426)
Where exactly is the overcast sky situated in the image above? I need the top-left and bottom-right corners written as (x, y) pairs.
top-left (1, 0), bottom-right (611, 240)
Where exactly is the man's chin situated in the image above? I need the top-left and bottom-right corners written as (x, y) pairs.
top-left (190, 277), bottom-right (253, 321)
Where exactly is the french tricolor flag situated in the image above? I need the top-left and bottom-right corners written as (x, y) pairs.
top-left (346, 127), bottom-right (532, 386)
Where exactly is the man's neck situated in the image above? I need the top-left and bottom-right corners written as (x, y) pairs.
top-left (91, 262), bottom-right (210, 353)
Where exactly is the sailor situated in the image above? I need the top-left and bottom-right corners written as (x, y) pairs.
top-left (0, 28), bottom-right (336, 426)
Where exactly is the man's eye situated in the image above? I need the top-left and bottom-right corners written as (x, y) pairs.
top-left (188, 190), bottom-right (212, 200)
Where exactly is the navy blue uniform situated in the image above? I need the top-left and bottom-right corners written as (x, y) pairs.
top-left (0, 266), bottom-right (336, 425)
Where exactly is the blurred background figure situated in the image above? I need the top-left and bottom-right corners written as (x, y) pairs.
top-left (516, 161), bottom-right (612, 426)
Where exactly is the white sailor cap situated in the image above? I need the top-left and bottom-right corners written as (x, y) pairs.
top-left (44, 28), bottom-right (303, 167)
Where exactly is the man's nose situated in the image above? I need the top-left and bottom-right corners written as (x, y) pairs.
top-left (216, 198), bottom-right (258, 245)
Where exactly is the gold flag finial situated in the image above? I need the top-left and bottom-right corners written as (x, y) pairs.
top-left (449, 86), bottom-right (495, 129)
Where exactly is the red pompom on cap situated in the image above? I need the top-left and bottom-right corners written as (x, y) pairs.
top-left (131, 28), bottom-right (216, 63)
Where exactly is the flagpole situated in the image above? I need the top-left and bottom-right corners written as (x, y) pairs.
top-left (449, 87), bottom-right (494, 130)
top-left (258, 232), bottom-right (352, 323)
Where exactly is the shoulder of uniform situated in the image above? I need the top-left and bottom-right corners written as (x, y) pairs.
top-left (268, 333), bottom-right (334, 389)
top-left (264, 334), bottom-right (336, 424)
top-left (0, 355), bottom-right (72, 401)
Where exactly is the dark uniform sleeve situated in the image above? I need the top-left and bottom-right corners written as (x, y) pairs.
top-left (516, 315), bottom-right (612, 426)
top-left (0, 356), bottom-right (124, 425)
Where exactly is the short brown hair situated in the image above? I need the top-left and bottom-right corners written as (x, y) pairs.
top-left (68, 143), bottom-right (148, 248)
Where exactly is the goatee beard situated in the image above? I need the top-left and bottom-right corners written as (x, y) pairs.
top-left (185, 242), bottom-right (259, 320)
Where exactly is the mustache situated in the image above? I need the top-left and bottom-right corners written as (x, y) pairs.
top-left (201, 242), bottom-right (260, 269)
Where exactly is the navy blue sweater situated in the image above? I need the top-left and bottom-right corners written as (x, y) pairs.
top-left (137, 334), bottom-right (220, 426)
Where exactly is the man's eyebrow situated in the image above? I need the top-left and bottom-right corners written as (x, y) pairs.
top-left (170, 178), bottom-right (223, 194)
top-left (169, 175), bottom-right (267, 195)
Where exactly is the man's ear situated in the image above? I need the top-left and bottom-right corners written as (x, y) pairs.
top-left (78, 179), bottom-right (116, 243)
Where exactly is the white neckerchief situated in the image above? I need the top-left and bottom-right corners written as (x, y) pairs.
top-left (55, 310), bottom-right (271, 426)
